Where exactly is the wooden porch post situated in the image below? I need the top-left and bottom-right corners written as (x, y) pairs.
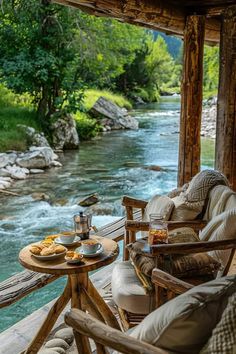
top-left (178, 15), bottom-right (205, 186)
top-left (215, 5), bottom-right (236, 190)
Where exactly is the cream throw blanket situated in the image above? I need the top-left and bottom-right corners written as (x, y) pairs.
top-left (170, 170), bottom-right (229, 220)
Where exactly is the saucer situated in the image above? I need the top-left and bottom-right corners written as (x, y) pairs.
top-left (75, 244), bottom-right (103, 258)
top-left (55, 236), bottom-right (81, 246)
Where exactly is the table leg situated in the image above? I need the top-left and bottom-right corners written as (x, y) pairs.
top-left (87, 278), bottom-right (120, 330)
top-left (70, 274), bottom-right (91, 354)
top-left (23, 278), bottom-right (71, 354)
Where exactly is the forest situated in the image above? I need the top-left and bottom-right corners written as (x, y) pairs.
top-left (0, 0), bottom-right (219, 150)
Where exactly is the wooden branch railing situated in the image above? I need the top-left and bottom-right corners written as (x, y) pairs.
top-left (125, 220), bottom-right (207, 232)
top-left (65, 308), bottom-right (167, 354)
top-left (0, 212), bottom-right (142, 309)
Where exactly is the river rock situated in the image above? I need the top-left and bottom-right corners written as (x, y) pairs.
top-left (31, 192), bottom-right (50, 201)
top-left (0, 177), bottom-right (12, 189)
top-left (89, 97), bottom-right (138, 130)
top-left (44, 338), bottom-right (69, 350)
top-left (78, 193), bottom-right (99, 207)
top-left (30, 169), bottom-right (45, 174)
top-left (17, 125), bottom-right (50, 147)
top-left (0, 168), bottom-right (11, 177)
top-left (5, 165), bottom-right (29, 179)
top-left (51, 114), bottom-right (79, 150)
top-left (54, 328), bottom-right (74, 345)
top-left (0, 153), bottom-right (10, 168)
top-left (144, 165), bottom-right (163, 172)
top-left (16, 147), bottom-right (56, 169)
top-left (50, 160), bottom-right (62, 168)
top-left (87, 202), bottom-right (115, 215)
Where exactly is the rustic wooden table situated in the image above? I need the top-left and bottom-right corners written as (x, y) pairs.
top-left (19, 235), bottom-right (120, 354)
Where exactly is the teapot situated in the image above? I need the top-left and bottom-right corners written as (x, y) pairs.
top-left (74, 212), bottom-right (92, 240)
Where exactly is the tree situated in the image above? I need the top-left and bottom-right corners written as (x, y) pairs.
top-left (0, 0), bottom-right (83, 128)
top-left (203, 45), bottom-right (219, 95)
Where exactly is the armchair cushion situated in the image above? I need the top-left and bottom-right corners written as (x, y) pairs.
top-left (131, 275), bottom-right (236, 354)
top-left (111, 261), bottom-right (154, 315)
top-left (127, 231), bottom-right (220, 279)
top-left (200, 208), bottom-right (236, 268)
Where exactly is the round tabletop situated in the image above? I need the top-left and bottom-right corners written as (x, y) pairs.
top-left (19, 235), bottom-right (119, 275)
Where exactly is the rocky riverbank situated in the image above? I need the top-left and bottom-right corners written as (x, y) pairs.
top-left (0, 146), bottom-right (61, 190)
top-left (201, 97), bottom-right (217, 139)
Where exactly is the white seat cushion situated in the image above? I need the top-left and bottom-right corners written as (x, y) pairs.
top-left (130, 275), bottom-right (236, 354)
top-left (111, 261), bottom-right (153, 314)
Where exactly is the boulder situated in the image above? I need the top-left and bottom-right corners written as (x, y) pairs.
top-left (78, 193), bottom-right (99, 207)
top-left (51, 114), bottom-right (79, 150)
top-left (0, 168), bottom-right (11, 177)
top-left (50, 161), bottom-right (62, 168)
top-left (5, 165), bottom-right (29, 180)
top-left (87, 202), bottom-right (115, 215)
top-left (89, 97), bottom-right (138, 130)
top-left (17, 125), bottom-right (50, 147)
top-left (16, 147), bottom-right (55, 169)
top-left (144, 165), bottom-right (163, 172)
top-left (0, 153), bottom-right (10, 168)
top-left (0, 177), bottom-right (12, 189)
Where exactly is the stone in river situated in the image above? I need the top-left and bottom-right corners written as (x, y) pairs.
top-left (144, 165), bottom-right (163, 172)
top-left (87, 202), bottom-right (115, 215)
top-left (30, 169), bottom-right (44, 174)
top-left (78, 193), bottom-right (99, 207)
top-left (44, 338), bottom-right (69, 350)
top-left (54, 327), bottom-right (74, 345)
top-left (31, 192), bottom-right (50, 201)
top-left (51, 113), bottom-right (79, 150)
top-left (16, 147), bottom-right (56, 169)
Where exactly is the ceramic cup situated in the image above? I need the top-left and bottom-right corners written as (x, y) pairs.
top-left (82, 240), bottom-right (100, 254)
top-left (59, 231), bottom-right (76, 244)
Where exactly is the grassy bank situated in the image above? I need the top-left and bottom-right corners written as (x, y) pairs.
top-left (0, 86), bottom-right (132, 151)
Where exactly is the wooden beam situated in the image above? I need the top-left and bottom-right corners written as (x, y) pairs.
top-left (178, 15), bottom-right (205, 186)
top-left (215, 5), bottom-right (236, 191)
top-left (53, 0), bottom-right (220, 44)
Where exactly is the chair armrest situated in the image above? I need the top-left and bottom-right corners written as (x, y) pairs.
top-left (152, 269), bottom-right (193, 295)
top-left (151, 238), bottom-right (236, 256)
top-left (65, 309), bottom-right (167, 354)
top-left (125, 220), bottom-right (207, 232)
top-left (122, 196), bottom-right (148, 209)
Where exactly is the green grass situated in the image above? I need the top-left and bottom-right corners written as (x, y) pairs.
top-left (83, 89), bottom-right (132, 110)
top-left (0, 86), bottom-right (132, 150)
top-left (201, 137), bottom-right (215, 168)
top-left (0, 85), bottom-right (39, 151)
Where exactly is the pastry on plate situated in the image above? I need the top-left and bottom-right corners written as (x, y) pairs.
top-left (40, 247), bottom-right (55, 256)
top-left (54, 245), bottom-right (65, 254)
top-left (30, 245), bottom-right (42, 255)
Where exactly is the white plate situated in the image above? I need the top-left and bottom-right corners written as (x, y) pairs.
top-left (75, 244), bottom-right (103, 258)
top-left (65, 255), bottom-right (84, 264)
top-left (32, 249), bottom-right (67, 261)
top-left (54, 236), bottom-right (81, 246)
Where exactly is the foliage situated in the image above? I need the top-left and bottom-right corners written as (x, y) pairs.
top-left (74, 111), bottom-right (99, 140)
top-left (203, 45), bottom-right (219, 97)
top-left (0, 0), bottom-right (84, 126)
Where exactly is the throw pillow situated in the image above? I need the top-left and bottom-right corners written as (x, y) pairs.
top-left (171, 195), bottom-right (203, 221)
top-left (201, 292), bottom-right (236, 354)
top-left (130, 275), bottom-right (236, 354)
top-left (200, 208), bottom-right (236, 268)
top-left (143, 195), bottom-right (174, 222)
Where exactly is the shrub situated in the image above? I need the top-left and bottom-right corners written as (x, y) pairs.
top-left (74, 112), bottom-right (99, 140)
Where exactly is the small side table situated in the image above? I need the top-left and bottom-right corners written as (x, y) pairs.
top-left (19, 235), bottom-right (120, 354)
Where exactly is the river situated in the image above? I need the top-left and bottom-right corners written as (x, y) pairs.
top-left (0, 96), bottom-right (214, 332)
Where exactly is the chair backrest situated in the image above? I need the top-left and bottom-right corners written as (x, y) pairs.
top-left (203, 185), bottom-right (236, 221)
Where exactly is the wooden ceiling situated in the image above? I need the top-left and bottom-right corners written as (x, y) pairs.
top-left (53, 0), bottom-right (235, 43)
